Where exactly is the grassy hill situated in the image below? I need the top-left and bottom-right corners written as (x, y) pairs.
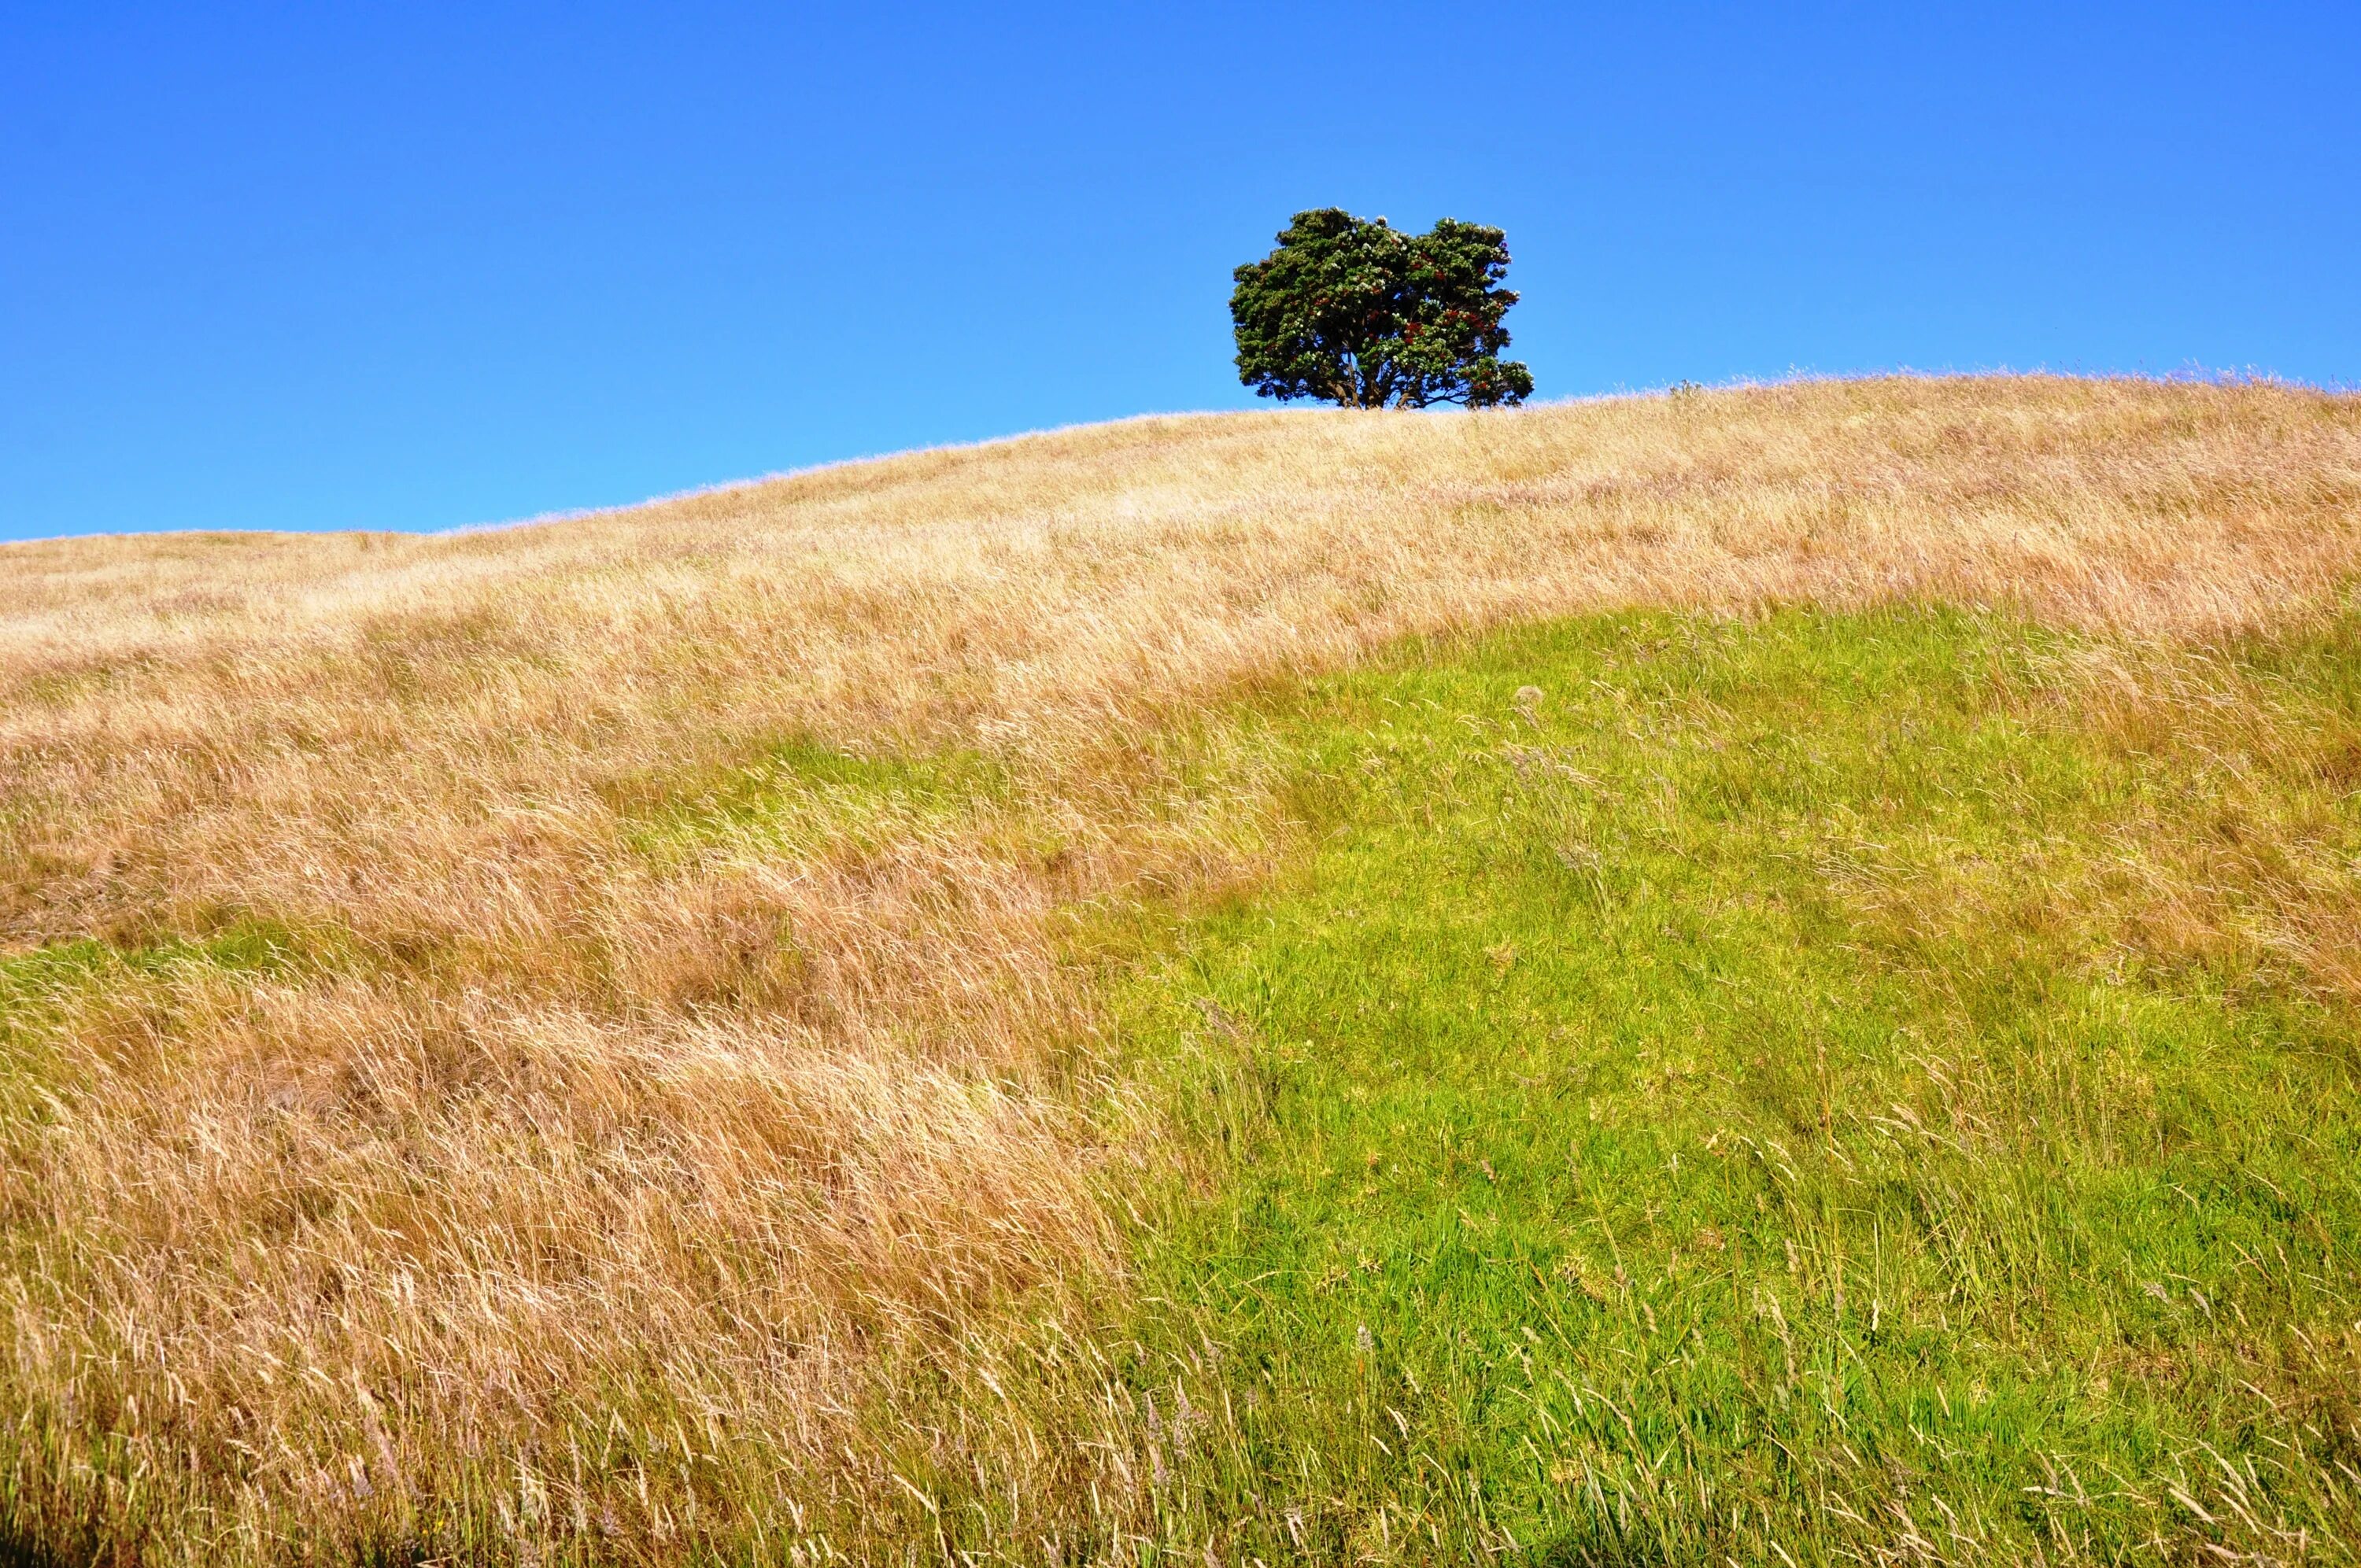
top-left (3, 376), bottom-right (2359, 1563)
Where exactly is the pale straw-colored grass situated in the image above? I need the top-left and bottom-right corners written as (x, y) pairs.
top-left (1, 375), bottom-right (2356, 1560)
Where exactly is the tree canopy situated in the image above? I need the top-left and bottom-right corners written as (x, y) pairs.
top-left (1230, 208), bottom-right (1534, 410)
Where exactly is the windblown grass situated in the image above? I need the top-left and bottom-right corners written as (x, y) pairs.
top-left (1108, 607), bottom-right (2361, 1562)
top-left (0, 376), bottom-right (2357, 1561)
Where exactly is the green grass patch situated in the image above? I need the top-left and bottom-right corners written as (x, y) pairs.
top-left (0, 922), bottom-right (319, 1123)
top-left (0, 922), bottom-right (311, 1038)
top-left (617, 735), bottom-right (1014, 867)
top-left (1110, 607), bottom-right (2361, 1563)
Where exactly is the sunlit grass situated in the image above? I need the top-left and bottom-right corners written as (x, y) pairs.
top-left (3, 378), bottom-right (2359, 1561)
top-left (1107, 608), bottom-right (2361, 1562)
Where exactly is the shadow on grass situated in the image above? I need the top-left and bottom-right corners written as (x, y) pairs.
top-left (1520, 1526), bottom-right (1686, 1568)
top-left (0, 1524), bottom-right (448, 1568)
top-left (0, 1529), bottom-right (94, 1568)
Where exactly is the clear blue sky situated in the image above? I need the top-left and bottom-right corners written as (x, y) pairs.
top-left (5, 3), bottom-right (2355, 542)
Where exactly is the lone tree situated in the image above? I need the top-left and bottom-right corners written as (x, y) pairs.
top-left (1231, 208), bottom-right (1533, 409)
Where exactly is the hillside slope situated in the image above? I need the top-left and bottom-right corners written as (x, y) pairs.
top-left (2, 376), bottom-right (2359, 1562)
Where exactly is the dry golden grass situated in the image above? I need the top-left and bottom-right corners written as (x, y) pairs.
top-left (2, 374), bottom-right (2357, 1561)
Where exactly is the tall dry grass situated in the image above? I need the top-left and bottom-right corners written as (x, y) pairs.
top-left (2, 375), bottom-right (2358, 1560)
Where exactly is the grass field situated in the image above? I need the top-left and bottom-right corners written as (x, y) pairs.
top-left (1101, 607), bottom-right (2361, 1562)
top-left (2, 377), bottom-right (2359, 1562)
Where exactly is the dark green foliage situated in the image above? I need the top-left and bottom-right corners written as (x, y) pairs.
top-left (1231, 208), bottom-right (1535, 410)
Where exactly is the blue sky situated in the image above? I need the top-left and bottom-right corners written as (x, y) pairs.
top-left (4, 3), bottom-right (2355, 542)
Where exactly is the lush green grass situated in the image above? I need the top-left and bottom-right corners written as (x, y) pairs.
top-left (1106, 608), bottom-right (2361, 1564)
